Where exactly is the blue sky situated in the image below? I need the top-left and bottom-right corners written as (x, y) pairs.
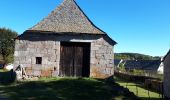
top-left (0, 0), bottom-right (170, 56)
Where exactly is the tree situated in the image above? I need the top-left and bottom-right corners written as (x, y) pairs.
top-left (119, 63), bottom-right (126, 72)
top-left (0, 28), bottom-right (18, 63)
top-left (115, 53), bottom-right (160, 60)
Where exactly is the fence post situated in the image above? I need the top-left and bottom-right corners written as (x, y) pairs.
top-left (147, 79), bottom-right (150, 98)
top-left (136, 83), bottom-right (138, 96)
top-left (158, 82), bottom-right (161, 99)
top-left (162, 82), bottom-right (164, 99)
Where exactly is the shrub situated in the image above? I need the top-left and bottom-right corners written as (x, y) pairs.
top-left (133, 69), bottom-right (144, 75)
top-left (119, 63), bottom-right (126, 72)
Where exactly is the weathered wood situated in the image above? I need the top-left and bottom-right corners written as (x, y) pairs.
top-left (82, 44), bottom-right (90, 77)
top-left (15, 65), bottom-right (28, 80)
top-left (60, 42), bottom-right (90, 77)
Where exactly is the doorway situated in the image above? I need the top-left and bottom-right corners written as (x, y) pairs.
top-left (60, 42), bottom-right (90, 77)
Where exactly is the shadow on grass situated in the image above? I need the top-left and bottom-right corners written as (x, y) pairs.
top-left (3, 77), bottom-right (164, 100)
top-left (0, 77), bottom-right (143, 100)
top-left (1, 78), bottom-right (115, 100)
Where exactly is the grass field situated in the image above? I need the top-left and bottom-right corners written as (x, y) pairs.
top-left (115, 77), bottom-right (162, 100)
top-left (0, 69), bottom-right (5, 72)
top-left (0, 69), bottom-right (8, 72)
top-left (0, 77), bottom-right (137, 100)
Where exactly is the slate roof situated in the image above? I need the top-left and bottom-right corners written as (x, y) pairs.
top-left (28, 0), bottom-right (105, 34)
top-left (114, 59), bottom-right (122, 67)
top-left (124, 60), bottom-right (161, 71)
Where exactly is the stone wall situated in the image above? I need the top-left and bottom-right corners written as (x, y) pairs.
top-left (14, 40), bottom-right (60, 77)
top-left (90, 37), bottom-right (114, 78)
top-left (164, 53), bottom-right (170, 99)
top-left (14, 34), bottom-right (114, 78)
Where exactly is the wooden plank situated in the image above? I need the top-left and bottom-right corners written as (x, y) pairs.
top-left (74, 46), bottom-right (83, 77)
top-left (60, 43), bottom-right (74, 77)
top-left (82, 44), bottom-right (90, 77)
top-left (60, 42), bottom-right (90, 77)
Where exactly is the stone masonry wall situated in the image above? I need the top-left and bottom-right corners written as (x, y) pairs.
top-left (90, 37), bottom-right (114, 78)
top-left (164, 53), bottom-right (170, 99)
top-left (14, 40), bottom-right (60, 77)
top-left (14, 34), bottom-right (114, 78)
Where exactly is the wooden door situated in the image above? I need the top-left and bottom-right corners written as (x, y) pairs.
top-left (60, 43), bottom-right (74, 76)
top-left (74, 45), bottom-right (83, 77)
top-left (60, 42), bottom-right (90, 77)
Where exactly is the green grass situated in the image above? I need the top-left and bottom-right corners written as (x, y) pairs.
top-left (0, 69), bottom-right (4, 72)
top-left (0, 69), bottom-right (8, 72)
top-left (0, 77), bottom-right (137, 100)
top-left (115, 77), bottom-right (162, 100)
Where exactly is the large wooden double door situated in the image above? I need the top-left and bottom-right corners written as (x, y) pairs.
top-left (60, 42), bottom-right (90, 77)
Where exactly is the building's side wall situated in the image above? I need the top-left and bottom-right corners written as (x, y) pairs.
top-left (14, 34), bottom-right (114, 78)
top-left (14, 40), bottom-right (60, 77)
top-left (90, 37), bottom-right (114, 78)
top-left (164, 54), bottom-right (170, 99)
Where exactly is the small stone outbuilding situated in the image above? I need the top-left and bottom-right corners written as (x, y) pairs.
top-left (163, 50), bottom-right (170, 99)
top-left (14, 0), bottom-right (116, 78)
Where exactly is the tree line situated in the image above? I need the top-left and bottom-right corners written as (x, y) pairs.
top-left (115, 53), bottom-right (161, 60)
top-left (0, 27), bottom-right (18, 63)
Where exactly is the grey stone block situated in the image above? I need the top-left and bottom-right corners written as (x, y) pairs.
top-left (52, 71), bottom-right (59, 77)
top-left (33, 70), bottom-right (41, 76)
top-left (91, 57), bottom-right (96, 64)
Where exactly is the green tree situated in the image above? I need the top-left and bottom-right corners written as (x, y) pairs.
top-left (133, 69), bottom-right (144, 75)
top-left (115, 53), bottom-right (160, 60)
top-left (119, 63), bottom-right (126, 72)
top-left (0, 28), bottom-right (18, 63)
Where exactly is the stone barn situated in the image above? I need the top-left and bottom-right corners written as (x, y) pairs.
top-left (163, 50), bottom-right (170, 99)
top-left (14, 0), bottom-right (116, 78)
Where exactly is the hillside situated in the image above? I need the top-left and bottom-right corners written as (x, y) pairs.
top-left (115, 53), bottom-right (161, 60)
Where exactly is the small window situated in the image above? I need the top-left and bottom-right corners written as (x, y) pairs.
top-left (36, 57), bottom-right (42, 64)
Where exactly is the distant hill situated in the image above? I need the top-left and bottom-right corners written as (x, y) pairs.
top-left (115, 53), bottom-right (161, 60)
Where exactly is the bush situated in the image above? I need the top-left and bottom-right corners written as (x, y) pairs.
top-left (0, 27), bottom-right (18, 63)
top-left (133, 69), bottom-right (144, 75)
top-left (0, 70), bottom-right (16, 84)
top-left (119, 63), bottom-right (126, 72)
